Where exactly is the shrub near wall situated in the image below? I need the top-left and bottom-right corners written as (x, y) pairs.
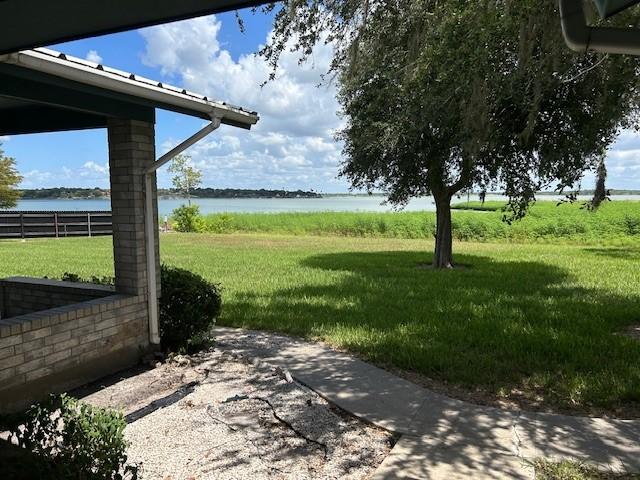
top-left (57, 269), bottom-right (222, 354)
top-left (159, 265), bottom-right (222, 353)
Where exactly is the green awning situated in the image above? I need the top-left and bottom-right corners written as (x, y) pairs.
top-left (0, 0), bottom-right (270, 55)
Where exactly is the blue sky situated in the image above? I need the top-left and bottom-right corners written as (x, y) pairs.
top-left (1, 8), bottom-right (639, 193)
top-left (2, 8), bottom-right (346, 193)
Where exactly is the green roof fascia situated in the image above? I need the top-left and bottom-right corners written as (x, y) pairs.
top-left (592, 0), bottom-right (640, 18)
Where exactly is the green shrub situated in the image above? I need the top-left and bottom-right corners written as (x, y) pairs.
top-left (203, 213), bottom-right (233, 233)
top-left (9, 394), bottom-right (138, 480)
top-left (159, 264), bottom-right (222, 352)
top-left (172, 204), bottom-right (204, 232)
top-left (623, 214), bottom-right (640, 236)
top-left (54, 265), bottom-right (222, 353)
top-left (60, 272), bottom-right (115, 286)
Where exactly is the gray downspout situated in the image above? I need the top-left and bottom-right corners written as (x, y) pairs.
top-left (560, 0), bottom-right (640, 55)
top-left (144, 116), bottom-right (222, 345)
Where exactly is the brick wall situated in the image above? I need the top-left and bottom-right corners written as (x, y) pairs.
top-left (0, 277), bottom-right (114, 319)
top-left (108, 118), bottom-right (160, 298)
top-left (0, 293), bottom-right (149, 412)
top-left (0, 118), bottom-right (161, 412)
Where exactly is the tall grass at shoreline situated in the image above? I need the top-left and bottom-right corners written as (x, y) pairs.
top-left (193, 201), bottom-right (640, 244)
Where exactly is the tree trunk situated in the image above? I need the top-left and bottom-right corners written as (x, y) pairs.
top-left (591, 156), bottom-right (607, 210)
top-left (433, 191), bottom-right (454, 269)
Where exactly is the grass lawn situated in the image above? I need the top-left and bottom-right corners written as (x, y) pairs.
top-left (1, 232), bottom-right (639, 416)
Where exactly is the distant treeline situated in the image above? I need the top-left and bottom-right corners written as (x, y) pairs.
top-left (537, 189), bottom-right (640, 196)
top-left (18, 187), bottom-right (638, 200)
top-left (20, 188), bottom-right (109, 199)
top-left (159, 188), bottom-right (322, 199)
top-left (18, 187), bottom-right (322, 199)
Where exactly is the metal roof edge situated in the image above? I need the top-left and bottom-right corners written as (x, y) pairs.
top-left (1, 48), bottom-right (259, 128)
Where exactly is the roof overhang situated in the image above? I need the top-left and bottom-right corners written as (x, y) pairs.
top-left (0, 0), bottom-right (271, 55)
top-left (0, 49), bottom-right (259, 136)
top-left (592, 0), bottom-right (640, 18)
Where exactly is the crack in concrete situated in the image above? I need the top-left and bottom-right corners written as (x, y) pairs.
top-left (511, 410), bottom-right (523, 458)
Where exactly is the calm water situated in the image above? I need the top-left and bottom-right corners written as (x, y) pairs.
top-left (11, 194), bottom-right (640, 216)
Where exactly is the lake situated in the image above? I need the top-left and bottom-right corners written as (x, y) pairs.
top-left (10, 194), bottom-right (640, 216)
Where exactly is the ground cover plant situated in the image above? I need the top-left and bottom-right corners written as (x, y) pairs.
top-left (3, 394), bottom-right (137, 480)
top-left (196, 201), bottom-right (640, 244)
top-left (0, 220), bottom-right (638, 416)
top-left (534, 459), bottom-right (640, 479)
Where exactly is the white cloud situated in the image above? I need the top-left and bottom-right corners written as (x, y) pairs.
top-left (85, 50), bottom-right (103, 64)
top-left (139, 16), bottom-right (640, 192)
top-left (140, 15), bottom-right (347, 192)
top-left (18, 161), bottom-right (110, 188)
top-left (82, 161), bottom-right (108, 175)
top-left (0, 136), bottom-right (10, 143)
top-left (20, 169), bottom-right (54, 188)
top-left (599, 130), bottom-right (640, 189)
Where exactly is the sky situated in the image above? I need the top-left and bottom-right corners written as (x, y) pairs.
top-left (1, 8), bottom-right (639, 192)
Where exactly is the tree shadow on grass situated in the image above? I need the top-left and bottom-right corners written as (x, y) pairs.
top-left (583, 246), bottom-right (640, 261)
top-left (224, 251), bottom-right (640, 413)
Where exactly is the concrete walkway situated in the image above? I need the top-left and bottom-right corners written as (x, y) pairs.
top-left (214, 327), bottom-right (640, 479)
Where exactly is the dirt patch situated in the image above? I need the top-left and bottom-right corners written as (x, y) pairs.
top-left (416, 263), bottom-right (471, 270)
top-left (79, 349), bottom-right (391, 479)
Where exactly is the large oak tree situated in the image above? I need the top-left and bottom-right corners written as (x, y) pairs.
top-left (257, 0), bottom-right (640, 267)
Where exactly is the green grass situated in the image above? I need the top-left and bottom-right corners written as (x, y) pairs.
top-left (1, 233), bottom-right (639, 415)
top-left (196, 201), bottom-right (640, 244)
top-left (535, 459), bottom-right (640, 479)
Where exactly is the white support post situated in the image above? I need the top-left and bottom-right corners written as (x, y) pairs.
top-left (144, 117), bottom-right (222, 345)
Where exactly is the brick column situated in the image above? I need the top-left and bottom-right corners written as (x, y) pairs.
top-left (107, 119), bottom-right (160, 299)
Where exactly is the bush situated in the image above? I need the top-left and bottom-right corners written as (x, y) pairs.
top-left (172, 204), bottom-right (204, 232)
top-left (8, 394), bottom-right (138, 480)
top-left (159, 264), bottom-right (222, 352)
top-left (60, 272), bottom-right (115, 286)
top-left (202, 213), bottom-right (233, 233)
top-left (53, 265), bottom-right (221, 353)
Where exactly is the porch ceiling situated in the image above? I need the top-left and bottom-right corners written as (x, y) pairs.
top-left (0, 0), bottom-right (270, 55)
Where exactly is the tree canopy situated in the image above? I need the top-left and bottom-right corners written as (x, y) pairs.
top-left (0, 145), bottom-right (22, 209)
top-left (256, 0), bottom-right (640, 267)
